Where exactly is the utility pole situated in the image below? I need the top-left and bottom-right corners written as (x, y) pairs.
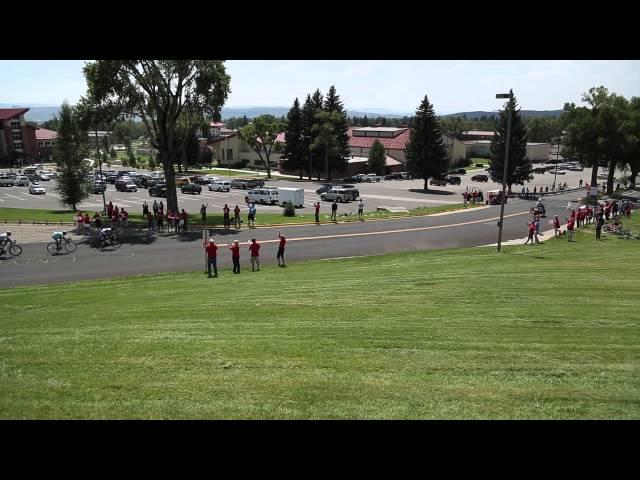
top-left (495, 89), bottom-right (513, 253)
top-left (95, 127), bottom-right (107, 215)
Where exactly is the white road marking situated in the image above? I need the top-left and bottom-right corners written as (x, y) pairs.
top-left (358, 194), bottom-right (458, 205)
top-left (5, 194), bottom-right (25, 201)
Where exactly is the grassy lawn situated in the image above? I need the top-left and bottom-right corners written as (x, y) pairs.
top-left (1, 217), bottom-right (639, 419)
top-left (0, 204), bottom-right (479, 227)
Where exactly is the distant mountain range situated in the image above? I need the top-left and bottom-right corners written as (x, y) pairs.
top-left (0, 103), bottom-right (564, 122)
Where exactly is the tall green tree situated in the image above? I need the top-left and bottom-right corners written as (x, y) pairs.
top-left (323, 85), bottom-right (350, 179)
top-left (83, 60), bottom-right (230, 212)
top-left (282, 98), bottom-right (306, 178)
top-left (405, 94), bottom-right (448, 191)
top-left (623, 97), bottom-right (640, 188)
top-left (440, 116), bottom-right (470, 139)
top-left (488, 94), bottom-right (532, 190)
top-left (301, 94), bottom-right (318, 180)
top-left (237, 115), bottom-right (284, 178)
top-left (368, 140), bottom-right (386, 175)
top-left (310, 111), bottom-right (341, 181)
top-left (53, 102), bottom-right (92, 211)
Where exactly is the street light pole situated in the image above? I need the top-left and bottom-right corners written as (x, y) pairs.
top-left (496, 90), bottom-right (513, 253)
top-left (95, 126), bottom-right (107, 215)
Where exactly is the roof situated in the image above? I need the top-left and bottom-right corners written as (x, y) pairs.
top-left (463, 130), bottom-right (495, 136)
top-left (207, 133), bottom-right (238, 144)
top-left (35, 128), bottom-right (58, 140)
top-left (348, 127), bottom-right (412, 150)
top-left (347, 155), bottom-right (402, 166)
top-left (0, 108), bottom-right (29, 120)
top-left (210, 122), bottom-right (227, 127)
top-left (352, 127), bottom-right (406, 133)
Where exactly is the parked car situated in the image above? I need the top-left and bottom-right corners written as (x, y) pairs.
top-left (37, 173), bottom-right (52, 181)
top-left (532, 167), bottom-right (547, 174)
top-left (115, 179), bottom-right (138, 192)
top-left (209, 180), bottom-right (231, 192)
top-left (148, 183), bottom-right (168, 197)
top-left (365, 173), bottom-right (382, 182)
top-left (565, 164), bottom-right (584, 171)
top-left (430, 178), bottom-right (447, 187)
top-left (92, 180), bottom-right (107, 194)
top-left (246, 178), bottom-right (265, 189)
top-left (15, 176), bottom-right (30, 186)
top-left (447, 175), bottom-right (462, 185)
top-left (471, 174), bottom-right (489, 182)
top-left (320, 188), bottom-right (352, 203)
top-left (247, 187), bottom-right (279, 205)
top-left (29, 182), bottom-right (46, 194)
top-left (193, 176), bottom-right (211, 185)
top-left (448, 168), bottom-right (467, 175)
top-left (315, 184), bottom-right (334, 195)
top-left (0, 175), bottom-right (15, 186)
top-left (384, 172), bottom-right (404, 180)
top-left (181, 183), bottom-right (202, 195)
top-left (341, 188), bottom-right (360, 201)
top-left (231, 178), bottom-right (252, 189)
top-left (106, 174), bottom-right (118, 184)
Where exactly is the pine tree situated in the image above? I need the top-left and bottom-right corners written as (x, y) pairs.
top-left (368, 140), bottom-right (386, 175)
top-left (488, 94), bottom-right (531, 190)
top-left (323, 85), bottom-right (350, 180)
top-left (405, 94), bottom-right (449, 191)
top-left (310, 89), bottom-right (325, 179)
top-left (53, 102), bottom-right (92, 211)
top-left (362, 115), bottom-right (369, 127)
top-left (282, 98), bottom-right (305, 179)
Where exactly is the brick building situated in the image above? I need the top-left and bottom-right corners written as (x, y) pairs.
top-left (35, 128), bottom-right (58, 160)
top-left (0, 108), bottom-right (38, 168)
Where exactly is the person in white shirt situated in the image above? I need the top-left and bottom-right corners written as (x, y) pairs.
top-left (357, 199), bottom-right (364, 220)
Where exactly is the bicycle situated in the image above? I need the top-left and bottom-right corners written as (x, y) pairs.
top-left (46, 232), bottom-right (77, 255)
top-left (97, 228), bottom-right (121, 251)
top-left (0, 232), bottom-right (22, 257)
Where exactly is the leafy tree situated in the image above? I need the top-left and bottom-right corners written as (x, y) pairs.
top-left (148, 155), bottom-right (156, 170)
top-left (440, 116), bottom-right (470, 139)
top-left (311, 111), bottom-right (341, 181)
top-left (488, 93), bottom-right (532, 190)
top-left (237, 115), bottom-right (284, 178)
top-left (323, 85), bottom-right (350, 179)
top-left (84, 60), bottom-right (230, 212)
top-left (128, 150), bottom-right (137, 168)
top-left (282, 98), bottom-right (306, 179)
top-left (110, 146), bottom-right (117, 159)
top-left (301, 94), bottom-right (318, 179)
top-left (622, 97), bottom-right (640, 188)
top-left (405, 94), bottom-right (448, 191)
top-left (53, 102), bottom-right (92, 211)
top-left (368, 140), bottom-right (386, 175)
top-left (41, 117), bottom-right (61, 131)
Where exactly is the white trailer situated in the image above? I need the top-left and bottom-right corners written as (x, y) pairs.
top-left (277, 187), bottom-right (305, 208)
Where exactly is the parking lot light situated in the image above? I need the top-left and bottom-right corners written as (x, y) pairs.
top-left (495, 90), bottom-right (513, 253)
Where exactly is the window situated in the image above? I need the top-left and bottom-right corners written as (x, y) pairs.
top-left (13, 133), bottom-right (22, 141)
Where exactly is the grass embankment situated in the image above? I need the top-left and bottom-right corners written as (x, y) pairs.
top-left (0, 204), bottom-right (481, 227)
top-left (1, 216), bottom-right (639, 419)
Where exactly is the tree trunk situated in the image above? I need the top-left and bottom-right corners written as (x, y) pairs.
top-left (161, 152), bottom-right (178, 212)
top-left (606, 160), bottom-right (616, 194)
top-left (630, 166), bottom-right (638, 189)
top-left (423, 178), bottom-right (428, 191)
top-left (299, 168), bottom-right (302, 180)
top-left (590, 161), bottom-right (598, 190)
top-left (325, 146), bottom-right (329, 181)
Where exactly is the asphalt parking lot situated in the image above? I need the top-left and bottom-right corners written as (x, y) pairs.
top-left (0, 165), bottom-right (623, 216)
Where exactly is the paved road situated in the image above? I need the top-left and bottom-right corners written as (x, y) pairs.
top-left (0, 192), bottom-right (582, 287)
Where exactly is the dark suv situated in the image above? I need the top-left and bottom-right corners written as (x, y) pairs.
top-left (446, 175), bottom-right (462, 185)
top-left (181, 183), bottom-right (202, 195)
top-left (149, 183), bottom-right (168, 197)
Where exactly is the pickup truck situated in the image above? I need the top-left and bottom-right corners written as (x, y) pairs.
top-left (429, 177), bottom-right (447, 187)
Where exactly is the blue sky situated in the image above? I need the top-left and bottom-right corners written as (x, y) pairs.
top-left (1, 60), bottom-right (639, 114)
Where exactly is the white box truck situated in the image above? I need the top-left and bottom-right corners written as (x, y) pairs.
top-left (277, 187), bottom-right (305, 208)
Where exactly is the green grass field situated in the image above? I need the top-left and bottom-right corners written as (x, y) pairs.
top-left (1, 216), bottom-right (639, 419)
top-left (0, 204), bottom-right (479, 227)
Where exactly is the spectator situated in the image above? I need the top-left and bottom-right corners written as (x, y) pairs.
top-left (358, 198), bottom-right (364, 219)
top-left (331, 200), bottom-right (338, 221)
top-left (524, 220), bottom-right (535, 245)
top-left (595, 213), bottom-right (604, 240)
top-left (472, 190), bottom-right (477, 204)
top-left (158, 201), bottom-right (164, 219)
top-left (203, 238), bottom-right (218, 277)
top-left (545, 186), bottom-right (548, 193)
top-left (153, 200), bottom-right (159, 217)
top-left (248, 203), bottom-right (256, 227)
top-left (626, 202), bottom-right (632, 219)
top-left (248, 238), bottom-right (261, 271)
top-left (147, 212), bottom-right (154, 232)
top-left (462, 192), bottom-right (468, 209)
top-left (521, 186), bottom-right (525, 197)
top-left (156, 208), bottom-right (163, 230)
top-left (552, 182), bottom-right (556, 192)
top-left (230, 240), bottom-right (240, 274)
top-left (180, 209), bottom-right (188, 232)
top-left (567, 217), bottom-right (575, 242)
top-left (142, 201), bottom-right (149, 216)
top-left (533, 186), bottom-right (537, 195)
top-left (75, 212), bottom-right (84, 234)
top-left (579, 179), bottom-right (583, 188)
top-left (534, 216), bottom-right (541, 244)
top-left (107, 201), bottom-right (113, 218)
top-left (200, 203), bottom-right (208, 224)
top-left (120, 209), bottom-right (128, 227)
top-left (167, 209), bottom-right (175, 232)
top-left (112, 206), bottom-right (120, 227)
top-left (553, 215), bottom-right (560, 237)
top-left (234, 205), bottom-right (241, 228)
top-left (83, 213), bottom-right (90, 234)
top-left (223, 204), bottom-right (230, 228)
top-left (314, 202), bottom-right (321, 223)
top-left (276, 230), bottom-right (286, 267)
top-left (93, 212), bottom-right (102, 231)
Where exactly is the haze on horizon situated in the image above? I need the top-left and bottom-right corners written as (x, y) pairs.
top-left (1, 60), bottom-right (639, 115)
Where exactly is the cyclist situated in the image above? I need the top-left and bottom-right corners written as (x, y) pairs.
top-left (51, 231), bottom-right (67, 250)
top-left (0, 231), bottom-right (12, 255)
top-left (99, 227), bottom-right (115, 247)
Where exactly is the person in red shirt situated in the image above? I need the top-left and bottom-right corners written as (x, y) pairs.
top-left (524, 221), bottom-right (535, 245)
top-left (248, 238), bottom-right (261, 271)
top-left (82, 213), bottom-right (90, 234)
top-left (223, 204), bottom-right (230, 228)
top-left (180, 209), bottom-right (188, 232)
top-left (230, 240), bottom-right (240, 273)
top-left (553, 215), bottom-right (561, 237)
top-left (276, 230), bottom-right (287, 267)
top-left (234, 205), bottom-right (241, 228)
top-left (314, 202), bottom-right (321, 223)
top-left (566, 217), bottom-right (575, 242)
top-left (203, 238), bottom-right (218, 277)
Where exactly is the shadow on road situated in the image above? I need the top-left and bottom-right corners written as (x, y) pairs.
top-left (409, 189), bottom-right (456, 196)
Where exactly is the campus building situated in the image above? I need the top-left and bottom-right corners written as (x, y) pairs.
top-left (463, 137), bottom-right (551, 162)
top-left (35, 128), bottom-right (58, 160)
top-left (0, 108), bottom-right (38, 168)
top-left (207, 129), bottom-right (286, 170)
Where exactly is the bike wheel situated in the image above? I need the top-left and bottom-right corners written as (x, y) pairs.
top-left (46, 242), bottom-right (58, 254)
top-left (64, 239), bottom-right (78, 253)
top-left (9, 244), bottom-right (22, 256)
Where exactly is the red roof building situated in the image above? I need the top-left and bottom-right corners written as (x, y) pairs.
top-left (0, 108), bottom-right (37, 168)
top-left (35, 128), bottom-right (58, 160)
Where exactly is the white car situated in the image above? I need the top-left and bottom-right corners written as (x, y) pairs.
top-left (15, 176), bottom-right (30, 186)
top-left (29, 182), bottom-right (46, 194)
top-left (209, 180), bottom-right (231, 192)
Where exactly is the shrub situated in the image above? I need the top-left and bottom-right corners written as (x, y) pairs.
top-left (282, 201), bottom-right (296, 217)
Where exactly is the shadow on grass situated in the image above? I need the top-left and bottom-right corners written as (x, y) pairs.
top-left (408, 189), bottom-right (456, 196)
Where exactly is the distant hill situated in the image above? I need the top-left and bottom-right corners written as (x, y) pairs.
top-left (220, 106), bottom-right (411, 119)
top-left (444, 110), bottom-right (564, 119)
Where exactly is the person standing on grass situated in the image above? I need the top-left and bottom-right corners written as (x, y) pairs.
top-left (159, 201), bottom-right (164, 219)
top-left (553, 215), bottom-right (561, 237)
top-left (200, 203), bottom-right (208, 224)
top-left (248, 238), bottom-right (261, 271)
top-left (462, 192), bottom-right (467, 209)
top-left (331, 200), bottom-right (338, 221)
top-left (248, 203), bottom-right (257, 227)
top-left (234, 205), bottom-right (241, 228)
top-left (180, 209), bottom-right (188, 232)
top-left (314, 202), bottom-right (321, 223)
top-left (595, 213), bottom-right (604, 240)
top-left (94, 212), bottom-right (102, 231)
top-left (142, 201), bottom-right (149, 217)
top-left (156, 208), bottom-right (163, 231)
top-left (153, 200), bottom-right (158, 218)
top-left (566, 217), bottom-right (575, 242)
top-left (223, 204), bottom-right (230, 228)
top-left (524, 220), bottom-right (535, 245)
top-left (276, 230), bottom-right (286, 267)
top-left (107, 201), bottom-right (113, 218)
top-left (534, 216), bottom-right (541, 244)
top-left (358, 198), bottom-right (364, 219)
top-left (230, 240), bottom-right (241, 274)
top-left (83, 213), bottom-right (90, 234)
top-left (147, 211), bottom-right (154, 232)
top-left (203, 238), bottom-right (218, 277)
